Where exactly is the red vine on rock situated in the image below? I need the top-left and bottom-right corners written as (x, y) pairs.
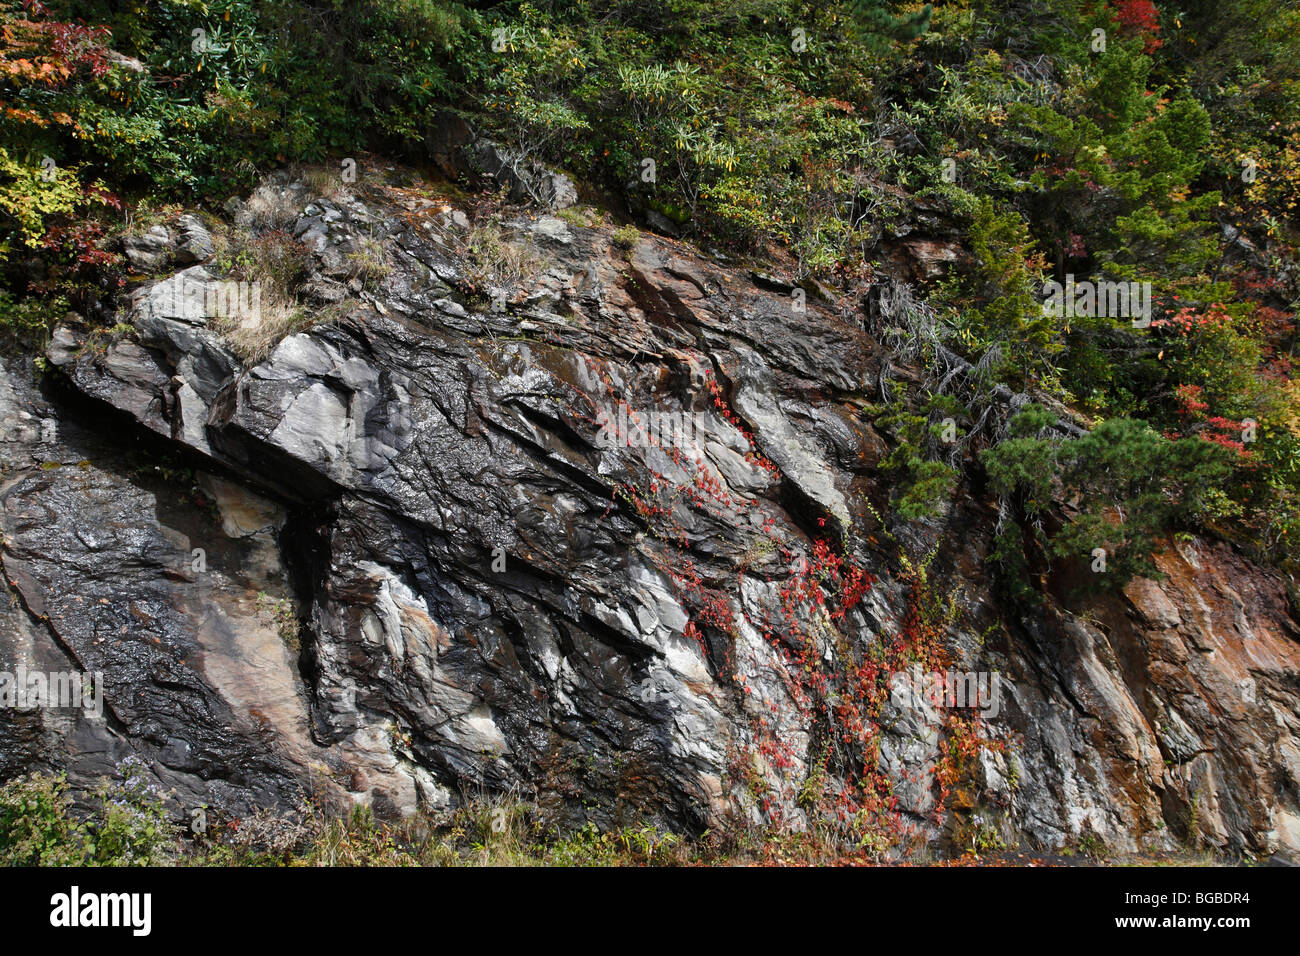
top-left (564, 356), bottom-right (999, 849)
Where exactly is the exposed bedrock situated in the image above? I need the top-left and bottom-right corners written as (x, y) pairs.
top-left (2, 171), bottom-right (1297, 857)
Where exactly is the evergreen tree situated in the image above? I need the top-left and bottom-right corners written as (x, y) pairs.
top-left (844, 0), bottom-right (933, 50)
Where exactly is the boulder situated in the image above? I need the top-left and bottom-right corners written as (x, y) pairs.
top-left (122, 225), bottom-right (172, 273)
top-left (174, 214), bottom-right (215, 264)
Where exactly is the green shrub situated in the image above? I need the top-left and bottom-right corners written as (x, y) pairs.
top-left (0, 758), bottom-right (177, 867)
top-left (877, 394), bottom-right (964, 520)
top-left (0, 773), bottom-right (90, 866)
top-left (88, 756), bottom-right (178, 866)
top-left (982, 407), bottom-right (1240, 588)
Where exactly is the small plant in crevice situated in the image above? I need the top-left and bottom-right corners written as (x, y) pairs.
top-left (255, 591), bottom-right (301, 653)
top-left (873, 392), bottom-right (966, 521)
top-left (611, 224), bottom-right (641, 251)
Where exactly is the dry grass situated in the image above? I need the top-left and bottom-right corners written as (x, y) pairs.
top-left (123, 198), bottom-right (185, 237)
top-left (227, 228), bottom-right (312, 289)
top-left (211, 287), bottom-right (309, 364)
top-left (345, 236), bottom-right (391, 287)
top-left (462, 217), bottom-right (544, 291)
top-left (300, 165), bottom-right (352, 203)
top-left (289, 792), bottom-right (692, 868)
top-left (206, 219), bottom-right (319, 362)
top-left (237, 186), bottom-right (305, 234)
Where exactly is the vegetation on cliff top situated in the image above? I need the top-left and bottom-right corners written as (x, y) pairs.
top-left (2, 0), bottom-right (1298, 583)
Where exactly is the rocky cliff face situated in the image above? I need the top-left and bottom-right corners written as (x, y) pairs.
top-left (3, 167), bottom-right (1298, 858)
